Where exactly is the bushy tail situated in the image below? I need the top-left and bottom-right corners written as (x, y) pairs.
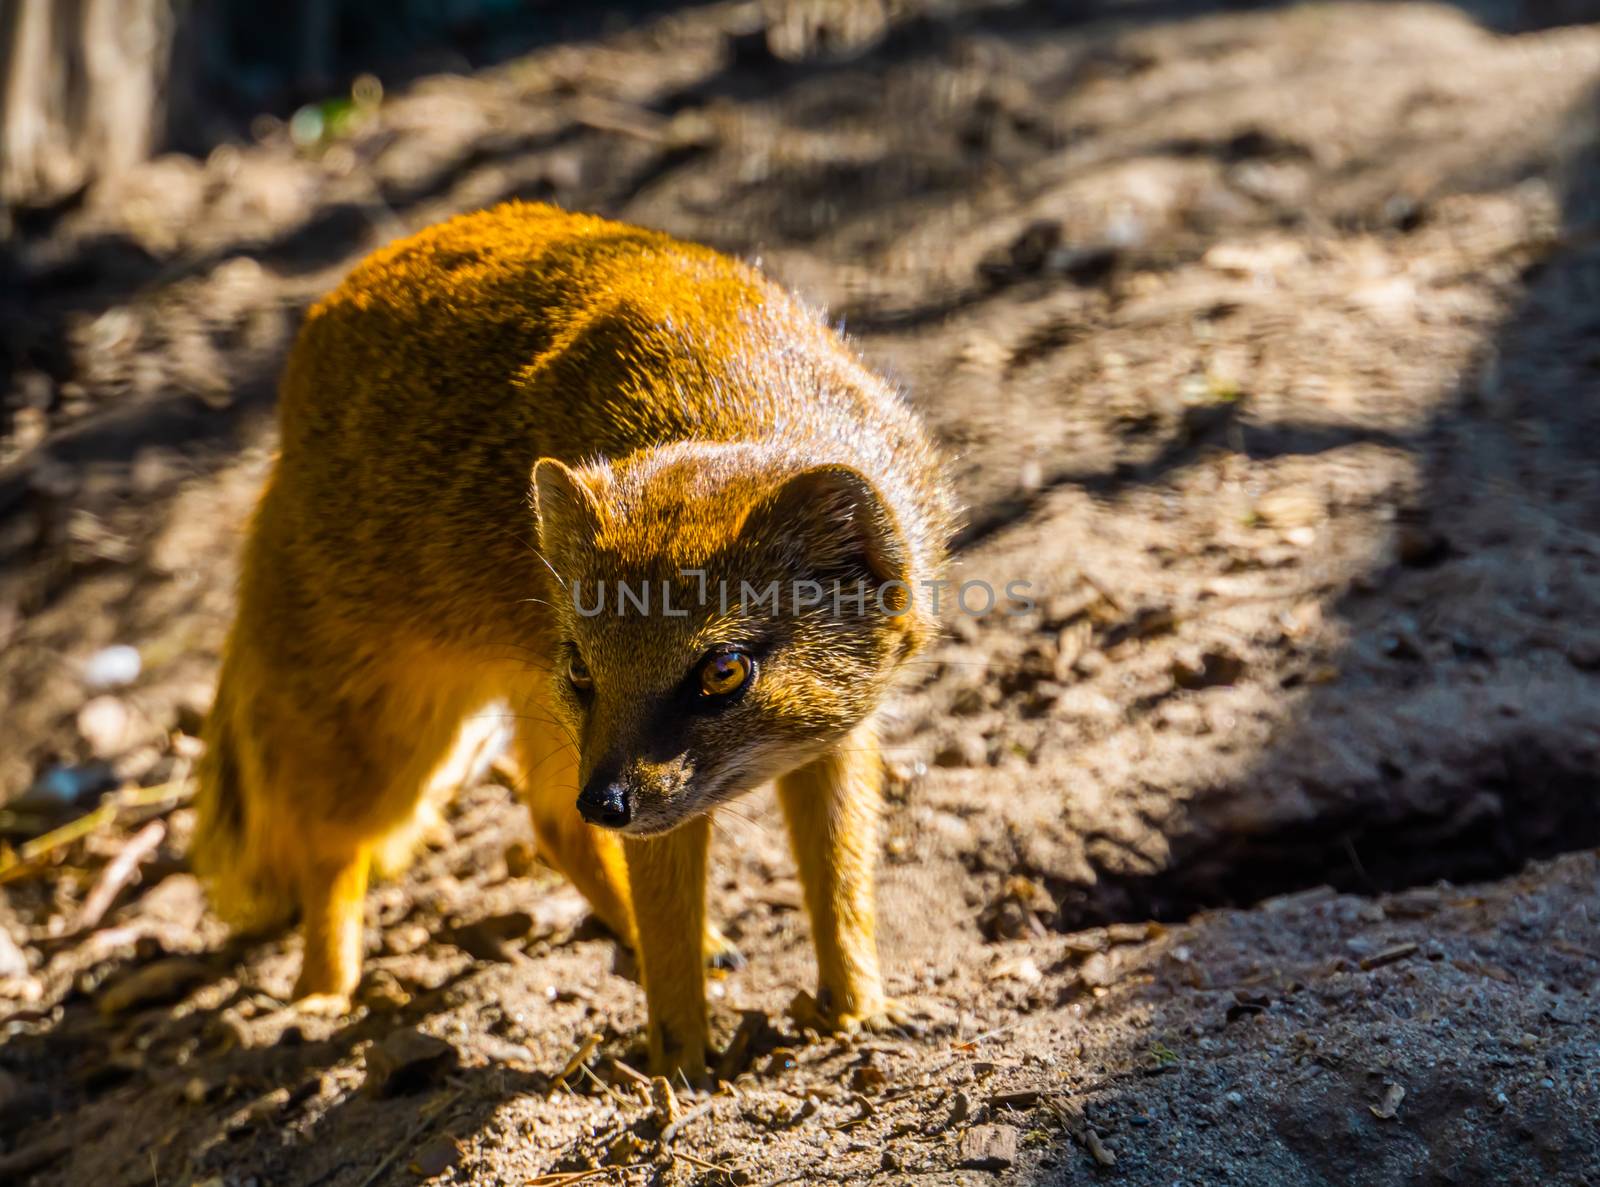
top-left (191, 681), bottom-right (297, 936)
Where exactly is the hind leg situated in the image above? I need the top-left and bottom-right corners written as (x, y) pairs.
top-left (198, 629), bottom-right (481, 1010)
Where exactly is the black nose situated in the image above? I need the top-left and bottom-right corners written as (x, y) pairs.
top-left (576, 778), bottom-right (631, 828)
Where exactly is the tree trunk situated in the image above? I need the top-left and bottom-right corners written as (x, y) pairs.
top-left (0, 0), bottom-right (176, 210)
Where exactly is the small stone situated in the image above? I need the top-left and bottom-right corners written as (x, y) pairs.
top-left (359, 969), bottom-right (412, 1012)
top-left (409, 1135), bottom-right (462, 1177)
top-left (384, 923), bottom-right (432, 956)
top-left (1085, 1128), bottom-right (1117, 1166)
top-left (1370, 1081), bottom-right (1405, 1120)
top-left (0, 927), bottom-right (29, 979)
top-left (948, 1090), bottom-right (973, 1125)
top-left (363, 1029), bottom-right (459, 1097)
top-left (959, 1124), bottom-right (1018, 1170)
top-left (763, 1047), bottom-right (799, 1075)
top-left (933, 734), bottom-right (986, 768)
top-left (650, 1076), bottom-right (680, 1128)
top-left (77, 696), bottom-right (134, 757)
top-left (850, 1060), bottom-right (888, 1095)
top-left (950, 687), bottom-right (987, 716)
top-left (84, 645), bottom-right (141, 689)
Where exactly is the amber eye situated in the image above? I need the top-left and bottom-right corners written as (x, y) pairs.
top-left (567, 654), bottom-right (593, 691)
top-left (699, 651), bottom-right (752, 698)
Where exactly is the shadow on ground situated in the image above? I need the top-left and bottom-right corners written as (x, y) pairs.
top-left (3, 2), bottom-right (1600, 1185)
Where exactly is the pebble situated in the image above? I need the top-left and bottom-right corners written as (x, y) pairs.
top-left (933, 734), bottom-right (987, 768)
top-left (83, 645), bottom-right (141, 689)
top-left (77, 696), bottom-right (134, 757)
top-left (958, 1124), bottom-right (1018, 1170)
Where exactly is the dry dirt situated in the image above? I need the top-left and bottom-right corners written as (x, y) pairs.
top-left (4, 2), bottom-right (1600, 1184)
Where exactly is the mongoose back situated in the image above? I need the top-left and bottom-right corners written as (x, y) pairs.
top-left (194, 201), bottom-right (956, 1077)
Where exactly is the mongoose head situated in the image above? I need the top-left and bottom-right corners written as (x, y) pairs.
top-left (531, 442), bottom-right (937, 836)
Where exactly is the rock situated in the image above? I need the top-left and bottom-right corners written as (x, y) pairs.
top-left (409, 1135), bottom-right (462, 1177)
top-left (950, 686), bottom-right (987, 716)
top-left (1370, 1081), bottom-right (1405, 1120)
top-left (958, 1124), bottom-right (1018, 1170)
top-left (358, 968), bottom-right (412, 1012)
top-left (1085, 1128), bottom-right (1117, 1166)
top-left (850, 1059), bottom-right (888, 1094)
top-left (933, 734), bottom-right (986, 768)
top-left (83, 645), bottom-right (141, 689)
top-left (363, 1028), bottom-right (459, 1097)
top-left (1254, 487), bottom-right (1324, 531)
top-left (947, 1090), bottom-right (973, 1126)
top-left (77, 695), bottom-right (134, 757)
top-left (0, 928), bottom-right (29, 979)
top-left (650, 1076), bottom-right (680, 1128)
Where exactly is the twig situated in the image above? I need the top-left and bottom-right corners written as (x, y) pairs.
top-left (525, 1167), bottom-right (635, 1186)
top-left (75, 820), bottom-right (165, 931)
top-left (672, 1150), bottom-right (731, 1173)
top-left (0, 780), bottom-right (193, 883)
top-left (552, 1033), bottom-right (603, 1091)
top-left (659, 1097), bottom-right (716, 1145)
top-left (579, 1060), bottom-right (627, 1106)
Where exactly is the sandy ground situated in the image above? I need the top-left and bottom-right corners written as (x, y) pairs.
top-left (3, 2), bottom-right (1600, 1184)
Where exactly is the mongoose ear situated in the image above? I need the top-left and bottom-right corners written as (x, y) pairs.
top-left (755, 464), bottom-right (911, 586)
top-left (531, 458), bottom-right (602, 558)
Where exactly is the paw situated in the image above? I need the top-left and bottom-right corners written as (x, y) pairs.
top-left (788, 988), bottom-right (909, 1035)
top-left (291, 991), bottom-right (354, 1018)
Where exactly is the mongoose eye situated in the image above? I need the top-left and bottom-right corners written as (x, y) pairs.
top-left (567, 654), bottom-right (593, 691)
top-left (699, 651), bottom-right (752, 698)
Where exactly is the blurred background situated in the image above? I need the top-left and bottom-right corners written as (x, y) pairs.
top-left (4, 2), bottom-right (1600, 1185)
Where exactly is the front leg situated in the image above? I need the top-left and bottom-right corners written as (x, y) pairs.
top-left (623, 816), bottom-right (710, 1080)
top-left (776, 719), bottom-right (893, 1032)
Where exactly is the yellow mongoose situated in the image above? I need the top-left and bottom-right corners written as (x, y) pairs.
top-left (193, 202), bottom-right (955, 1078)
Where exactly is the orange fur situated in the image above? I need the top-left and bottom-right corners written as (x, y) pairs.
top-left (193, 202), bottom-right (954, 1076)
